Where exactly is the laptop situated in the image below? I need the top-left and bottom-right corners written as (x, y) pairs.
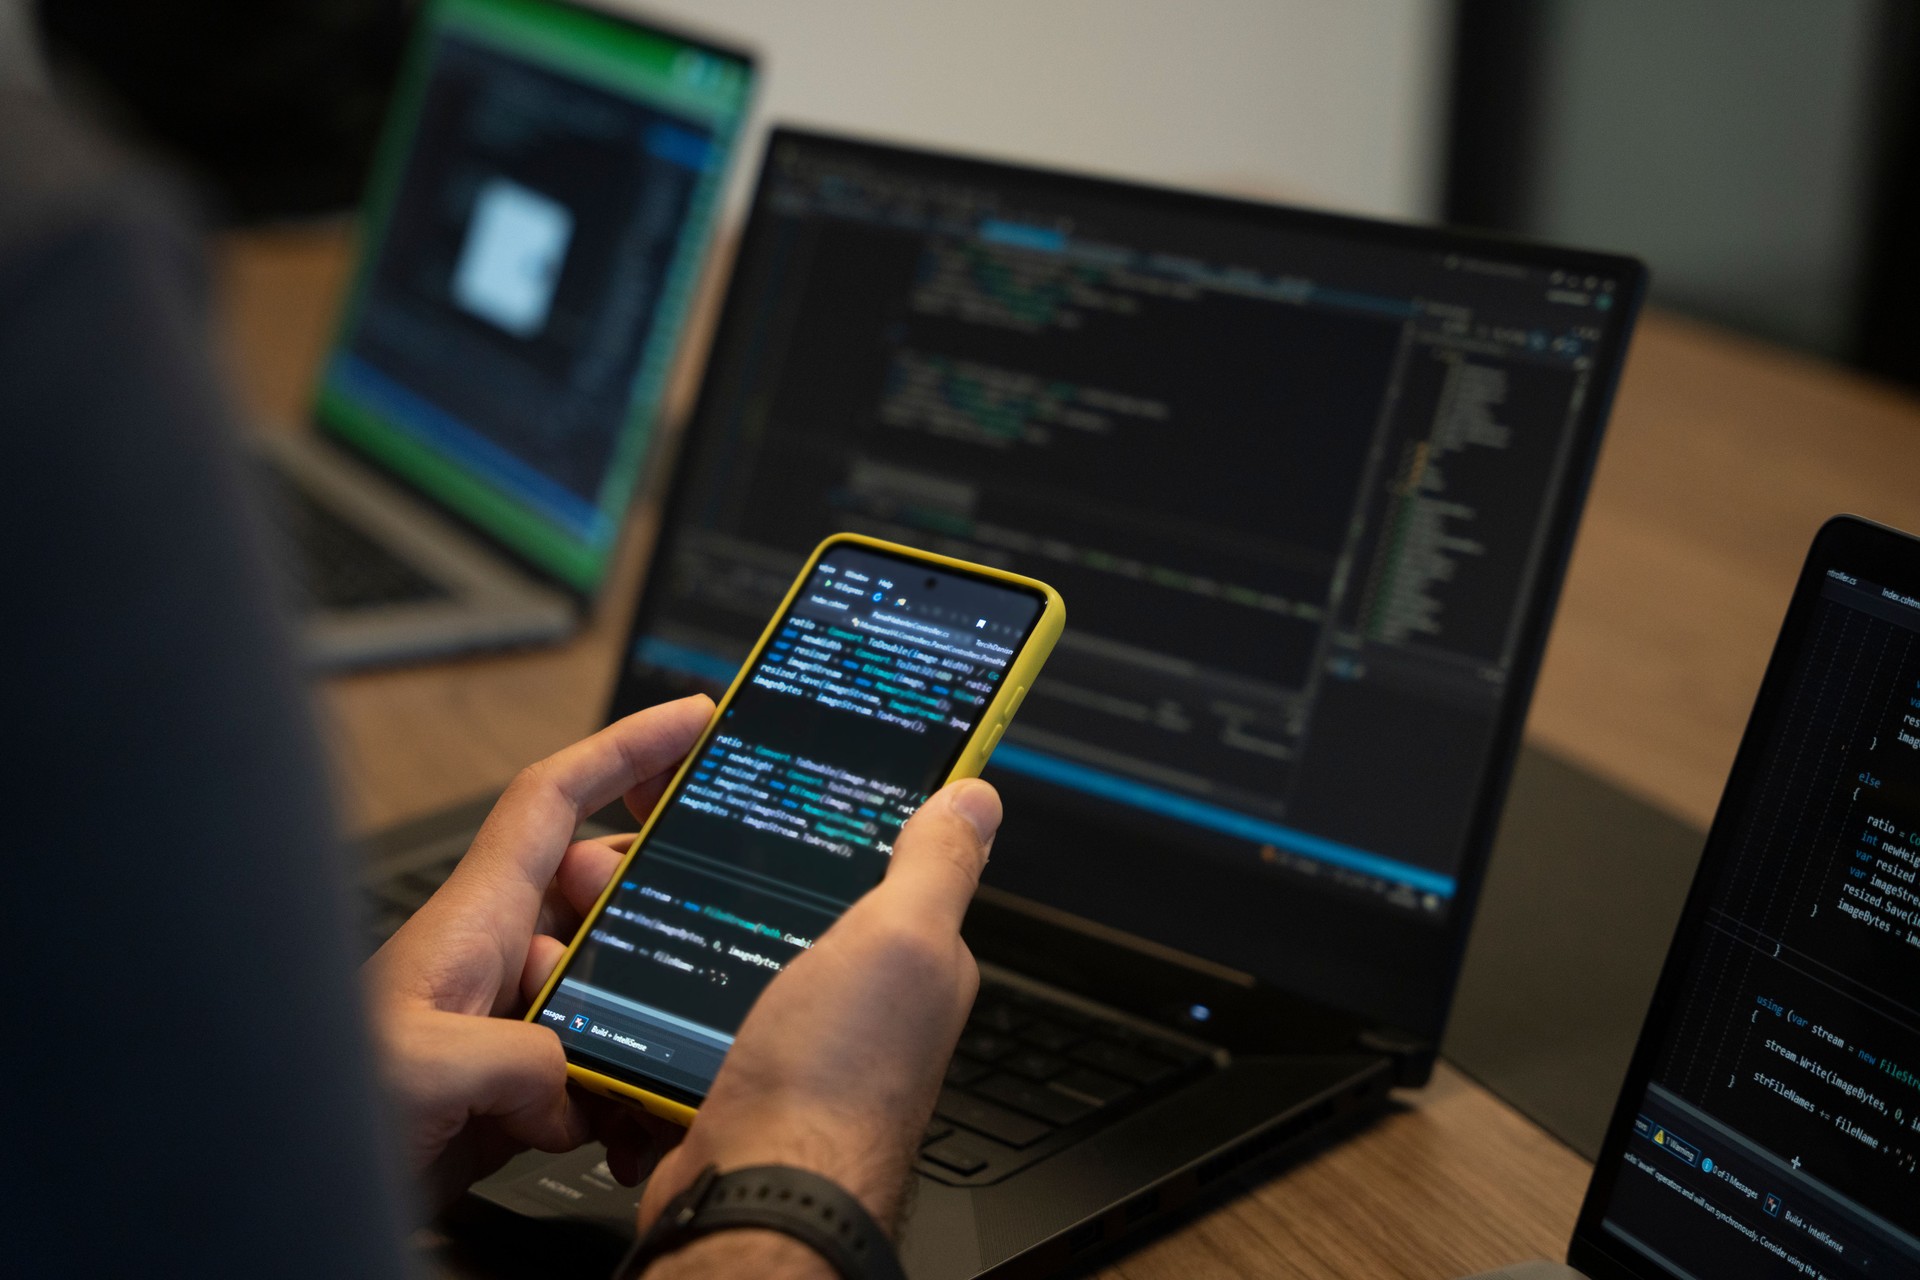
top-left (1470, 516), bottom-right (1920, 1280)
top-left (262, 0), bottom-right (753, 669)
top-left (366, 129), bottom-right (1645, 1275)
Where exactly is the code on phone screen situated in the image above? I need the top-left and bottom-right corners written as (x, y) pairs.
top-left (538, 545), bottom-right (1046, 1096)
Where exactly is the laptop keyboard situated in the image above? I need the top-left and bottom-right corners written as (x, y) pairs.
top-left (919, 985), bottom-right (1210, 1185)
top-left (269, 473), bottom-right (450, 611)
top-left (363, 844), bottom-right (466, 948)
top-left (363, 847), bottom-right (1213, 1187)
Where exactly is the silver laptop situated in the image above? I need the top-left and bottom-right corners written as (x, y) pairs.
top-left (265, 0), bottom-right (753, 668)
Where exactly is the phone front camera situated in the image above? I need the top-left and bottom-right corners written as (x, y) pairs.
top-left (924, 576), bottom-right (937, 589)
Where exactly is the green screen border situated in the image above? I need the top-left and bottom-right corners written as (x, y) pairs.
top-left (313, 0), bottom-right (753, 595)
top-left (439, 0), bottom-right (750, 121)
top-left (319, 384), bottom-right (605, 588)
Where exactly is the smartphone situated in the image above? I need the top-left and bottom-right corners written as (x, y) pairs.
top-left (527, 533), bottom-right (1064, 1123)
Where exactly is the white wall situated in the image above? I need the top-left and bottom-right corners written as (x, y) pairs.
top-left (612, 0), bottom-right (1451, 221)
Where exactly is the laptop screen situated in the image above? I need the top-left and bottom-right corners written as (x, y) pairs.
top-left (610, 129), bottom-right (1642, 1036)
top-left (1575, 519), bottom-right (1920, 1280)
top-left (314, 0), bottom-right (751, 592)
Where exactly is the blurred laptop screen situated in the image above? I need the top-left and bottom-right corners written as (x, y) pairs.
top-left (316, 0), bottom-right (751, 590)
top-left (612, 131), bottom-right (1639, 1034)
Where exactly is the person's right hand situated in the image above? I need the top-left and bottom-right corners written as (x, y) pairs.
top-left (634, 777), bottom-right (1002, 1262)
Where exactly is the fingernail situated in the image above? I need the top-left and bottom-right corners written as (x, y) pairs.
top-left (947, 779), bottom-right (1002, 843)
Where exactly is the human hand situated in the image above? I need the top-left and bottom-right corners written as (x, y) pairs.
top-left (636, 777), bottom-right (1003, 1240)
top-left (363, 695), bottom-right (714, 1206)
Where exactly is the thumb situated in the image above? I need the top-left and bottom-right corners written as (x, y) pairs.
top-left (410, 1013), bottom-right (588, 1154)
top-left (880, 779), bottom-right (1002, 932)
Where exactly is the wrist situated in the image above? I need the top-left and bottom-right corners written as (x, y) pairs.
top-left (640, 1230), bottom-right (834, 1280)
top-left (652, 1108), bottom-right (914, 1230)
top-left (626, 1163), bottom-right (908, 1280)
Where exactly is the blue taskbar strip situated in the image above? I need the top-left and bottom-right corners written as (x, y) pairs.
top-left (634, 636), bottom-right (1458, 899)
top-left (988, 742), bottom-right (1456, 898)
top-left (979, 218), bottom-right (1068, 253)
top-left (637, 636), bottom-right (741, 684)
top-left (324, 352), bottom-right (606, 541)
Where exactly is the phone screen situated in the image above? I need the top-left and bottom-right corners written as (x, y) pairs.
top-left (537, 543), bottom-right (1049, 1102)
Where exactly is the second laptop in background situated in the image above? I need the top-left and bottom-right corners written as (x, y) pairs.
top-left (262, 0), bottom-right (753, 668)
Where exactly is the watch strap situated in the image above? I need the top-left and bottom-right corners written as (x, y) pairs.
top-left (614, 1164), bottom-right (906, 1280)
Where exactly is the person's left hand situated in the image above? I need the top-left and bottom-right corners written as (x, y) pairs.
top-left (363, 695), bottom-right (714, 1207)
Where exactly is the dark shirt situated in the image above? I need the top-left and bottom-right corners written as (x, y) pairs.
top-left (1, 90), bottom-right (411, 1275)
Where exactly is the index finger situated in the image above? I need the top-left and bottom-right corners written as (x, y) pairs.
top-left (875, 778), bottom-right (1002, 933)
top-left (454, 696), bottom-right (712, 916)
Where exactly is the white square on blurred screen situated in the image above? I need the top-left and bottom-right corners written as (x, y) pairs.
top-left (451, 176), bottom-right (574, 338)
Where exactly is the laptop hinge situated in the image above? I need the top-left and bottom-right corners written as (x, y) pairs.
top-left (1355, 1027), bottom-right (1437, 1087)
top-left (964, 887), bottom-right (1396, 1062)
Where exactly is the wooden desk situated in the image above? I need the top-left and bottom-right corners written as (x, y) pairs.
top-left (215, 226), bottom-right (1920, 1277)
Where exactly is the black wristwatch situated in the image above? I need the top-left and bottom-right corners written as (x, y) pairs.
top-left (613, 1164), bottom-right (906, 1280)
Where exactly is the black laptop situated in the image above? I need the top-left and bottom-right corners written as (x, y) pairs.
top-left (1508, 516), bottom-right (1920, 1280)
top-left (369, 128), bottom-right (1645, 1276)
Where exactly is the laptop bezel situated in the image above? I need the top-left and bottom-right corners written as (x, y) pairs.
top-left (605, 124), bottom-right (1647, 1057)
top-left (1567, 515), bottom-right (1915, 1279)
top-left (313, 0), bottom-right (757, 606)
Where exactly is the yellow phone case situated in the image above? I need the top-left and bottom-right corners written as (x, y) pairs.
top-left (525, 532), bottom-right (1065, 1126)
